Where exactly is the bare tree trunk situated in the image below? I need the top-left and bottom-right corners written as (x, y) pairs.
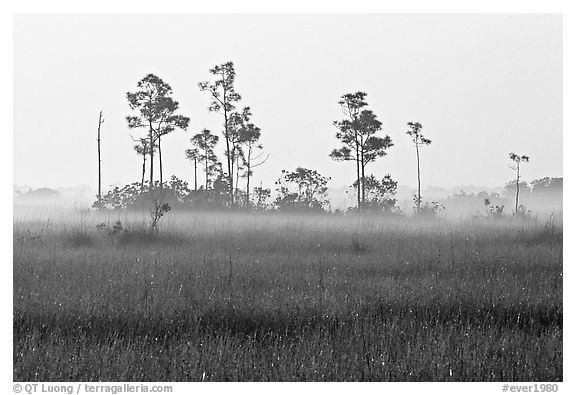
top-left (97, 111), bottom-right (103, 202)
top-left (235, 154), bottom-right (242, 203)
top-left (223, 109), bottom-right (234, 206)
top-left (416, 143), bottom-right (421, 213)
top-left (246, 152), bottom-right (251, 208)
top-left (515, 164), bottom-right (520, 214)
top-left (205, 149), bottom-right (210, 190)
top-left (361, 147), bottom-right (366, 205)
top-left (141, 155), bottom-right (146, 191)
top-left (355, 143), bottom-right (361, 211)
top-left (149, 126), bottom-right (154, 189)
top-left (158, 134), bottom-right (163, 187)
top-left (194, 157), bottom-right (198, 191)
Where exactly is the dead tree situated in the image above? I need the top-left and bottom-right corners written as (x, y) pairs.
top-left (97, 111), bottom-right (104, 202)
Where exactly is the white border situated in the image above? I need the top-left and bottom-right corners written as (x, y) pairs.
top-left (2, 1), bottom-right (573, 394)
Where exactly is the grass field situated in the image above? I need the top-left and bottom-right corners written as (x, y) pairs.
top-left (13, 211), bottom-right (563, 381)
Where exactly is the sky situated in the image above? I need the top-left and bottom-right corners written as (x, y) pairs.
top-left (13, 13), bottom-right (562, 192)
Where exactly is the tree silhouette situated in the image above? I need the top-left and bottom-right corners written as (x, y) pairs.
top-left (330, 92), bottom-right (366, 209)
top-left (127, 74), bottom-right (189, 189)
top-left (186, 147), bottom-right (200, 191)
top-left (406, 122), bottom-right (431, 213)
top-left (274, 167), bottom-right (331, 211)
top-left (252, 184), bottom-right (271, 211)
top-left (97, 111), bottom-right (104, 203)
top-left (133, 137), bottom-right (155, 190)
top-left (330, 92), bottom-right (392, 210)
top-left (357, 110), bottom-right (393, 203)
top-left (353, 174), bottom-right (397, 212)
top-left (199, 62), bottom-right (242, 204)
top-left (509, 152), bottom-right (530, 214)
top-left (227, 107), bottom-right (252, 199)
top-left (186, 129), bottom-right (220, 190)
top-left (238, 114), bottom-right (268, 207)
top-left (155, 103), bottom-right (190, 186)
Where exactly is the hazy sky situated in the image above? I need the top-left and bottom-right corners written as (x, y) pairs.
top-left (13, 14), bottom-right (562, 191)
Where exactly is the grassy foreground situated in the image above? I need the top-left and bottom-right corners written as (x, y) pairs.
top-left (13, 211), bottom-right (562, 381)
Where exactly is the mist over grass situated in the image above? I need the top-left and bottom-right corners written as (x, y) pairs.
top-left (13, 210), bottom-right (562, 381)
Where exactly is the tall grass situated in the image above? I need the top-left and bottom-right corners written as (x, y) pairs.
top-left (13, 211), bottom-right (562, 381)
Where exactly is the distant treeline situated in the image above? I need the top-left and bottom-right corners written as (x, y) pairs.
top-left (90, 175), bottom-right (561, 216)
top-left (14, 176), bottom-right (561, 217)
top-left (90, 63), bottom-right (435, 215)
top-left (28, 60), bottom-right (554, 218)
top-left (437, 177), bottom-right (562, 217)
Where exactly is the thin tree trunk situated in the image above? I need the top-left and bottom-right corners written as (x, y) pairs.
top-left (149, 126), bottom-right (154, 189)
top-left (235, 154), bottom-right (241, 203)
top-left (361, 146), bottom-right (366, 205)
top-left (246, 173), bottom-right (250, 208)
top-left (205, 149), bottom-right (210, 190)
top-left (141, 155), bottom-right (146, 191)
top-left (97, 111), bottom-right (103, 202)
top-left (416, 143), bottom-right (421, 212)
top-left (246, 150), bottom-right (251, 208)
top-left (355, 143), bottom-right (361, 211)
top-left (515, 165), bottom-right (520, 214)
top-left (158, 134), bottom-right (163, 187)
top-left (221, 73), bottom-right (234, 205)
top-left (224, 109), bottom-right (234, 206)
top-left (361, 163), bottom-right (367, 205)
top-left (194, 157), bottom-right (198, 191)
